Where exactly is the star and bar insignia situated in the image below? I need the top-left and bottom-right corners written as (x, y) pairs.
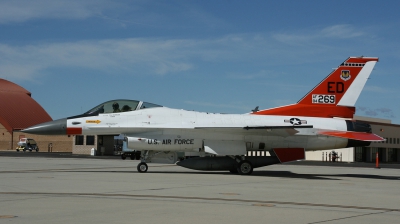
top-left (284, 118), bottom-right (307, 125)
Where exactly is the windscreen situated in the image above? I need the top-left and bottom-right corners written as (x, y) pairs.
top-left (85, 100), bottom-right (140, 115)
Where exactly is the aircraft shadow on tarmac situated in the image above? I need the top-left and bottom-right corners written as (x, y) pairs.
top-left (58, 170), bottom-right (399, 181)
top-left (326, 173), bottom-right (400, 181)
top-left (56, 170), bottom-right (333, 180)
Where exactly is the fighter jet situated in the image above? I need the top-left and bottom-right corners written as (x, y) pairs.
top-left (23, 57), bottom-right (384, 175)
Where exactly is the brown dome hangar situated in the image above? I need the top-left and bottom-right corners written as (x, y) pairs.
top-left (0, 79), bottom-right (71, 152)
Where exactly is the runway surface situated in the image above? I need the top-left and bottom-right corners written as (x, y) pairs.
top-left (0, 152), bottom-right (399, 224)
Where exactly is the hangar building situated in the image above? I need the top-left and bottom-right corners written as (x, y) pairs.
top-left (0, 79), bottom-right (72, 152)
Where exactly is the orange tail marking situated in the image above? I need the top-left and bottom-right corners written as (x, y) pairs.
top-left (253, 57), bottom-right (378, 118)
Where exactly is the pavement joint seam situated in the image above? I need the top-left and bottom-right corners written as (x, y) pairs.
top-left (1, 192), bottom-right (399, 212)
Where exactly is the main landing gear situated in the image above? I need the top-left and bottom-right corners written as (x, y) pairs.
top-left (231, 156), bottom-right (253, 175)
top-left (237, 160), bottom-right (253, 175)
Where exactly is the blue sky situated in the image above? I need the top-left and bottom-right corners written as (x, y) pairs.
top-left (1, 0), bottom-right (400, 123)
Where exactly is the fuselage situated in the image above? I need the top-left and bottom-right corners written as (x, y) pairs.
top-left (67, 107), bottom-right (349, 152)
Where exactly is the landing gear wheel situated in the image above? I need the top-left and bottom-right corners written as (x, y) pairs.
top-left (237, 160), bottom-right (253, 175)
top-left (130, 154), bottom-right (135, 160)
top-left (137, 162), bottom-right (148, 173)
top-left (121, 154), bottom-right (127, 160)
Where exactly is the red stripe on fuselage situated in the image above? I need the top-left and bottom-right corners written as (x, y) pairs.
top-left (67, 127), bottom-right (82, 135)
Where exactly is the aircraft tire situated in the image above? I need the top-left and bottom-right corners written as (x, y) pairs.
top-left (130, 154), bottom-right (135, 160)
top-left (237, 160), bottom-right (253, 175)
top-left (121, 154), bottom-right (127, 160)
top-left (137, 162), bottom-right (148, 173)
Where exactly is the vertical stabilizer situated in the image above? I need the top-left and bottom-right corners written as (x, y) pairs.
top-left (253, 57), bottom-right (378, 118)
top-left (297, 57), bottom-right (378, 106)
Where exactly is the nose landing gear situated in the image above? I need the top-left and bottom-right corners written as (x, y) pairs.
top-left (136, 150), bottom-right (151, 173)
top-left (137, 162), bottom-right (148, 173)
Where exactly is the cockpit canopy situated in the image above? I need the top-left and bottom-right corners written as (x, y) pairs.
top-left (69, 99), bottom-right (162, 118)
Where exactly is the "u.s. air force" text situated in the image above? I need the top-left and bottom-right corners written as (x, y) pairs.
top-left (147, 139), bottom-right (194, 145)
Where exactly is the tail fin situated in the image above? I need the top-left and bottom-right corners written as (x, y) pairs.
top-left (253, 57), bottom-right (378, 118)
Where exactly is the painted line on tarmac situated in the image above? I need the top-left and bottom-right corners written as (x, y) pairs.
top-left (1, 192), bottom-right (399, 212)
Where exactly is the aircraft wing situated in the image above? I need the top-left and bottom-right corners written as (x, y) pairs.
top-left (318, 130), bottom-right (384, 141)
top-left (194, 125), bottom-right (314, 130)
top-left (242, 125), bottom-right (313, 130)
top-left (195, 125), bottom-right (314, 137)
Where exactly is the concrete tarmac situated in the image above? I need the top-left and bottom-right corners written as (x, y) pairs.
top-left (0, 152), bottom-right (399, 224)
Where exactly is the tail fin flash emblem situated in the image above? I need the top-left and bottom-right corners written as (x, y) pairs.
top-left (340, 70), bottom-right (351, 81)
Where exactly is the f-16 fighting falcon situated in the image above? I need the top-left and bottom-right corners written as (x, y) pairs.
top-left (23, 57), bottom-right (384, 175)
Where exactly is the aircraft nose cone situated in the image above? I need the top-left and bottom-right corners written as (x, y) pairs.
top-left (22, 118), bottom-right (67, 135)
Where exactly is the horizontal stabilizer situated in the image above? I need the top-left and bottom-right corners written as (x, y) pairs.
top-left (319, 130), bottom-right (384, 141)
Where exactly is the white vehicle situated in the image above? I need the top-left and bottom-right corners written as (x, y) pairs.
top-left (16, 138), bottom-right (39, 152)
top-left (23, 57), bottom-right (384, 175)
